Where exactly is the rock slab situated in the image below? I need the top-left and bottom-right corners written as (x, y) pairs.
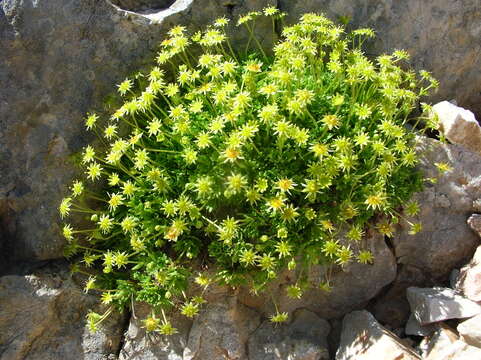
top-left (457, 313), bottom-right (481, 348)
top-left (336, 310), bottom-right (420, 360)
top-left (0, 267), bottom-right (126, 360)
top-left (433, 101), bottom-right (481, 155)
top-left (407, 287), bottom-right (481, 325)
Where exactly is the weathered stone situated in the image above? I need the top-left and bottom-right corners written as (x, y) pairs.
top-left (183, 297), bottom-right (261, 360)
top-left (240, 231), bottom-right (396, 320)
top-left (335, 310), bottom-right (420, 360)
top-left (425, 340), bottom-right (481, 360)
top-left (0, 267), bottom-right (126, 360)
top-left (247, 309), bottom-right (330, 360)
top-left (406, 287), bottom-right (481, 325)
top-left (118, 303), bottom-right (192, 360)
top-left (405, 314), bottom-right (437, 337)
top-left (468, 214), bottom-right (481, 237)
top-left (458, 313), bottom-right (481, 348)
top-left (456, 245), bottom-right (481, 302)
top-left (420, 324), bottom-right (459, 359)
top-left (433, 101), bottom-right (481, 155)
top-left (393, 137), bottom-right (481, 279)
top-left (280, 0), bottom-right (481, 116)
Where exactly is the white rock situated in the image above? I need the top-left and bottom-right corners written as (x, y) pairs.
top-left (419, 324), bottom-right (459, 359)
top-left (425, 340), bottom-right (481, 360)
top-left (456, 245), bottom-right (481, 302)
top-left (433, 101), bottom-right (481, 155)
top-left (406, 287), bottom-right (481, 325)
top-left (458, 313), bottom-right (481, 348)
top-left (336, 310), bottom-right (420, 360)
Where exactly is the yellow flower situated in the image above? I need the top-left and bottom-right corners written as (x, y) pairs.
top-left (276, 178), bottom-right (296, 193)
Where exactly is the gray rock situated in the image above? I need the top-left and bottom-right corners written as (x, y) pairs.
top-left (468, 214), bottom-right (481, 237)
top-left (458, 313), bottom-right (481, 348)
top-left (420, 324), bottom-right (459, 359)
top-left (336, 310), bottom-right (420, 360)
top-left (0, 267), bottom-right (126, 360)
top-left (183, 297), bottom-right (261, 360)
top-left (247, 309), bottom-right (330, 360)
top-left (393, 137), bottom-right (481, 279)
top-left (433, 101), bottom-right (481, 155)
top-left (118, 302), bottom-right (192, 360)
top-left (456, 245), bottom-right (481, 302)
top-left (406, 287), bottom-right (481, 325)
top-left (281, 0), bottom-right (481, 116)
top-left (405, 314), bottom-right (437, 337)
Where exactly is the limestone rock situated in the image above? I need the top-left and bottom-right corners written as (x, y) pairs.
top-left (458, 313), bottom-right (481, 348)
top-left (0, 267), bottom-right (126, 360)
top-left (247, 309), bottom-right (330, 360)
top-left (425, 340), bottom-right (481, 360)
top-left (420, 324), bottom-right (459, 359)
top-left (118, 303), bottom-right (192, 360)
top-left (456, 245), bottom-right (481, 302)
top-left (393, 137), bottom-right (481, 278)
top-left (335, 310), bottom-right (420, 360)
top-left (433, 101), bottom-right (481, 155)
top-left (468, 214), bottom-right (481, 237)
top-left (183, 297), bottom-right (261, 360)
top-left (406, 287), bottom-right (481, 325)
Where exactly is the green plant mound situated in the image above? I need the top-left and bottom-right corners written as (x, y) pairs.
top-left (59, 8), bottom-right (440, 332)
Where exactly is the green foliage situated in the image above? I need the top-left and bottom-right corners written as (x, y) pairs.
top-left (59, 8), bottom-right (442, 331)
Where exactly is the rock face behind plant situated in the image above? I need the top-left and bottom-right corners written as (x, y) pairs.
top-left (0, 266), bottom-right (126, 360)
top-left (247, 309), bottom-right (330, 360)
top-left (393, 137), bottom-right (481, 278)
top-left (239, 231), bottom-right (396, 319)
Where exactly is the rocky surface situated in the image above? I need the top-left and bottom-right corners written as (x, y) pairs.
top-left (456, 245), bottom-right (481, 302)
top-left (247, 309), bottom-right (330, 360)
top-left (407, 287), bottom-right (481, 325)
top-left (0, 266), bottom-right (126, 360)
top-left (433, 101), bottom-right (481, 155)
top-left (393, 137), bottom-right (481, 279)
top-left (336, 310), bottom-right (420, 360)
top-left (457, 313), bottom-right (481, 348)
